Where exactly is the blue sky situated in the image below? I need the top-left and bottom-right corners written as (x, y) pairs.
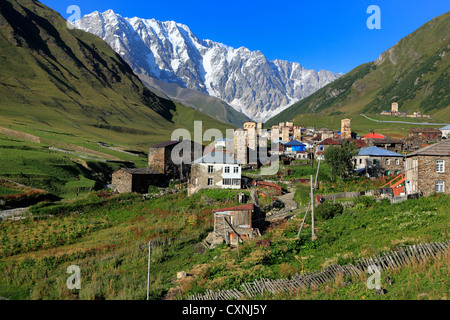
top-left (41, 0), bottom-right (449, 74)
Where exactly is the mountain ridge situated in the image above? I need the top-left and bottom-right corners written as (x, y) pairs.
top-left (0, 0), bottom-right (233, 151)
top-left (74, 9), bottom-right (342, 122)
top-left (266, 11), bottom-right (450, 127)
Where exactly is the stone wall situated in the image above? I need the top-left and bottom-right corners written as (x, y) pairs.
top-left (112, 170), bottom-right (133, 193)
top-left (148, 147), bottom-right (165, 174)
top-left (415, 155), bottom-right (449, 196)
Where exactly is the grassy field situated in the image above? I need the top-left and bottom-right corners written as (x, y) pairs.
top-left (0, 180), bottom-right (448, 300)
top-left (181, 194), bottom-right (450, 299)
top-left (0, 188), bottom-right (251, 300)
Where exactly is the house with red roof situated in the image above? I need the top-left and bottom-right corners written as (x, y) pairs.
top-left (315, 138), bottom-right (341, 160)
top-left (208, 203), bottom-right (261, 247)
top-left (364, 132), bottom-right (386, 139)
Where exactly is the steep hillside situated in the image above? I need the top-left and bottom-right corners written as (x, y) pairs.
top-left (139, 75), bottom-right (251, 128)
top-left (0, 0), bottom-right (233, 152)
top-left (266, 12), bottom-right (450, 127)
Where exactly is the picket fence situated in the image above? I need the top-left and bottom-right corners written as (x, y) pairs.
top-left (188, 240), bottom-right (450, 300)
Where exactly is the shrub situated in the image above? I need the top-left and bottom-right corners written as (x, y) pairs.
top-left (315, 201), bottom-right (344, 221)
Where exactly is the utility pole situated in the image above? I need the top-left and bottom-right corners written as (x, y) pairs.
top-left (314, 159), bottom-right (321, 189)
top-left (310, 175), bottom-right (317, 241)
top-left (146, 241), bottom-right (151, 300)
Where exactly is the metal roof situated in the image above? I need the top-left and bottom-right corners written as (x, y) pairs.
top-left (406, 140), bottom-right (450, 157)
top-left (439, 124), bottom-right (450, 130)
top-left (192, 151), bottom-right (240, 164)
top-left (284, 140), bottom-right (306, 146)
top-left (364, 132), bottom-right (386, 139)
top-left (358, 146), bottom-right (404, 157)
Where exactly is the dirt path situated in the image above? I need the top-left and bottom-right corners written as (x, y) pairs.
top-left (266, 191), bottom-right (299, 221)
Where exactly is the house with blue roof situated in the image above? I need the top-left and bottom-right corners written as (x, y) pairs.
top-left (355, 146), bottom-right (405, 178)
top-left (284, 140), bottom-right (307, 159)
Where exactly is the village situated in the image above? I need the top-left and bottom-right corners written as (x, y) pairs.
top-left (109, 107), bottom-right (450, 250)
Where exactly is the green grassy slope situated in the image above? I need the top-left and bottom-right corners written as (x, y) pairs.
top-left (139, 75), bottom-right (251, 128)
top-left (0, 189), bottom-right (448, 300)
top-left (266, 12), bottom-right (450, 127)
top-left (0, 0), bottom-right (233, 152)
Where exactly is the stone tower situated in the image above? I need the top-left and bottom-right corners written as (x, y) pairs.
top-left (391, 102), bottom-right (399, 113)
top-left (234, 129), bottom-right (248, 165)
top-left (293, 126), bottom-right (302, 141)
top-left (281, 126), bottom-right (290, 142)
top-left (271, 125), bottom-right (280, 142)
top-left (341, 118), bottom-right (352, 139)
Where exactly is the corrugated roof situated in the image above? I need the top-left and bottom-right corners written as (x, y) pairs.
top-left (406, 140), bottom-right (450, 157)
top-left (193, 151), bottom-right (240, 164)
top-left (364, 132), bottom-right (386, 139)
top-left (285, 140), bottom-right (306, 146)
top-left (439, 124), bottom-right (450, 130)
top-left (320, 138), bottom-right (340, 145)
top-left (358, 146), bottom-right (404, 157)
top-left (213, 203), bottom-right (255, 213)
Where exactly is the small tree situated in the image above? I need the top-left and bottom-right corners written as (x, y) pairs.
top-left (324, 141), bottom-right (358, 181)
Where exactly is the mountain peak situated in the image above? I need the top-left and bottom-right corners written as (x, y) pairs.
top-left (75, 10), bottom-right (341, 122)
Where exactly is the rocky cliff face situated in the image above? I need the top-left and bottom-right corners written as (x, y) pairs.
top-left (75, 10), bottom-right (341, 122)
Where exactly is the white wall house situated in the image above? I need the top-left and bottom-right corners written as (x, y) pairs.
top-left (188, 152), bottom-right (242, 195)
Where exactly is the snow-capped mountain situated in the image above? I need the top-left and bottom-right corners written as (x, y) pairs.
top-left (75, 10), bottom-right (342, 122)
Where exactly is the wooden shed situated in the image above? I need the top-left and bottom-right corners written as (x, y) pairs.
top-left (212, 203), bottom-right (260, 246)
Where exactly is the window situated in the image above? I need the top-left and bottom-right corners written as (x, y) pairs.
top-left (224, 166), bottom-right (230, 173)
top-left (233, 166), bottom-right (239, 174)
top-left (208, 178), bottom-right (214, 186)
top-left (436, 160), bottom-right (445, 173)
top-left (223, 178), bottom-right (232, 185)
top-left (436, 181), bottom-right (445, 193)
top-left (373, 159), bottom-right (378, 165)
top-left (395, 159), bottom-right (400, 166)
top-left (232, 179), bottom-right (241, 186)
top-left (208, 165), bottom-right (214, 173)
top-left (386, 159), bottom-right (391, 165)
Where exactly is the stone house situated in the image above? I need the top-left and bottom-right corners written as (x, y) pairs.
top-left (407, 128), bottom-right (442, 149)
top-left (366, 138), bottom-right (405, 153)
top-left (111, 168), bottom-right (165, 194)
top-left (148, 139), bottom-right (204, 180)
top-left (188, 151), bottom-right (242, 196)
top-left (315, 138), bottom-right (341, 160)
top-left (355, 146), bottom-right (405, 178)
top-left (210, 203), bottom-right (261, 246)
top-left (405, 140), bottom-right (450, 196)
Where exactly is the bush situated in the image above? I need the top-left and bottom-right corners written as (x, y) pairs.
top-left (315, 201), bottom-right (343, 220)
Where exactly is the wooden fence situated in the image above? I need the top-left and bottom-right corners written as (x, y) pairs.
top-left (188, 240), bottom-right (450, 300)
